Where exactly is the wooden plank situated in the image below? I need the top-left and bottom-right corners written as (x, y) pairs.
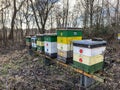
top-left (34, 51), bottom-right (104, 83)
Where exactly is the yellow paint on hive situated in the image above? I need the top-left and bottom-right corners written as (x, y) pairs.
top-left (118, 33), bottom-right (120, 37)
top-left (73, 53), bottom-right (103, 66)
top-left (58, 50), bottom-right (72, 57)
top-left (37, 41), bottom-right (44, 46)
top-left (58, 50), bottom-right (63, 56)
top-left (57, 37), bottom-right (82, 44)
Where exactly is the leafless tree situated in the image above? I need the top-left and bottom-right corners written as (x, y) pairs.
top-left (30, 0), bottom-right (41, 33)
top-left (54, 4), bottom-right (63, 28)
top-left (30, 0), bottom-right (58, 33)
top-left (115, 0), bottom-right (120, 26)
top-left (0, 0), bottom-right (10, 46)
top-left (9, 0), bottom-right (25, 40)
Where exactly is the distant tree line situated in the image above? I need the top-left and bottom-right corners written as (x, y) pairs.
top-left (0, 0), bottom-right (120, 46)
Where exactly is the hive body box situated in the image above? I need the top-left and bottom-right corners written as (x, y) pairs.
top-left (36, 34), bottom-right (44, 53)
top-left (44, 34), bottom-right (57, 58)
top-left (26, 36), bottom-right (31, 46)
top-left (118, 33), bottom-right (120, 40)
top-left (31, 36), bottom-right (37, 51)
top-left (57, 28), bottom-right (82, 63)
top-left (73, 40), bottom-right (106, 73)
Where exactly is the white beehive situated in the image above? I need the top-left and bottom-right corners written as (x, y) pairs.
top-left (73, 39), bottom-right (107, 73)
top-left (31, 36), bottom-right (37, 49)
top-left (44, 42), bottom-right (57, 54)
top-left (44, 33), bottom-right (57, 58)
top-left (73, 40), bottom-right (106, 56)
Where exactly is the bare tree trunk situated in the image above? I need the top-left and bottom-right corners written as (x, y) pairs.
top-left (9, 0), bottom-right (25, 41)
top-left (106, 0), bottom-right (111, 26)
top-left (2, 9), bottom-right (5, 46)
top-left (89, 0), bottom-right (94, 28)
top-left (100, 0), bottom-right (105, 28)
top-left (1, 3), bottom-right (6, 47)
top-left (83, 0), bottom-right (89, 28)
top-left (65, 0), bottom-right (69, 28)
top-left (115, 0), bottom-right (119, 26)
top-left (19, 14), bottom-right (23, 43)
top-left (30, 0), bottom-right (42, 33)
top-left (25, 0), bottom-right (30, 36)
top-left (9, 0), bottom-right (16, 41)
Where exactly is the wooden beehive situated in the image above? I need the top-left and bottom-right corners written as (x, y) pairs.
top-left (44, 33), bottom-right (57, 58)
top-left (36, 34), bottom-right (44, 53)
top-left (26, 36), bottom-right (31, 46)
top-left (118, 33), bottom-right (120, 40)
top-left (57, 28), bottom-right (82, 63)
top-left (73, 40), bottom-right (106, 73)
top-left (31, 36), bottom-right (37, 51)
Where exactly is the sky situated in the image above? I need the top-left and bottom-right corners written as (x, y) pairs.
top-left (58, 0), bottom-right (76, 10)
top-left (68, 0), bottom-right (76, 8)
top-left (0, 0), bottom-right (118, 29)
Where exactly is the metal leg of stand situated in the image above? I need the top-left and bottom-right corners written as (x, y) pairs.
top-left (44, 57), bottom-right (51, 66)
top-left (28, 49), bottom-right (33, 56)
top-left (80, 74), bottom-right (95, 90)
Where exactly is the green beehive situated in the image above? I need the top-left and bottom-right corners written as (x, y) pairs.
top-left (26, 36), bottom-right (31, 46)
top-left (57, 29), bottom-right (82, 37)
top-left (73, 40), bottom-right (106, 73)
top-left (57, 28), bottom-right (82, 63)
top-left (36, 34), bottom-right (44, 53)
top-left (44, 35), bottom-right (57, 42)
top-left (31, 36), bottom-right (37, 51)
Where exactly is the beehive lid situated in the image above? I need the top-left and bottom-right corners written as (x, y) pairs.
top-left (73, 40), bottom-right (106, 48)
top-left (26, 36), bottom-right (31, 38)
top-left (57, 28), bottom-right (82, 37)
top-left (31, 36), bottom-right (37, 39)
top-left (57, 27), bottom-right (82, 30)
top-left (118, 33), bottom-right (120, 39)
top-left (36, 34), bottom-right (44, 36)
top-left (44, 33), bottom-right (57, 36)
top-left (92, 38), bottom-right (103, 41)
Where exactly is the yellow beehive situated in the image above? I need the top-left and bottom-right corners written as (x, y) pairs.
top-left (118, 33), bottom-right (120, 40)
top-left (57, 37), bottom-right (82, 44)
top-left (37, 41), bottom-right (44, 46)
top-left (73, 53), bottom-right (103, 66)
top-left (58, 49), bottom-right (73, 58)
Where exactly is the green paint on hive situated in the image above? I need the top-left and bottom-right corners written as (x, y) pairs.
top-left (44, 35), bottom-right (57, 42)
top-left (57, 30), bottom-right (82, 37)
top-left (73, 61), bottom-right (103, 74)
top-left (37, 36), bottom-right (44, 41)
top-left (26, 38), bottom-right (31, 42)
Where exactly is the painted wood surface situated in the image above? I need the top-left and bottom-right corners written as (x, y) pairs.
top-left (57, 37), bottom-right (82, 44)
top-left (57, 43), bottom-right (73, 51)
top-left (73, 53), bottom-right (103, 66)
top-left (73, 46), bottom-right (106, 56)
top-left (44, 41), bottom-right (57, 54)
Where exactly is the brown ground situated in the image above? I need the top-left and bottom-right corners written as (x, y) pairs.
top-left (0, 42), bottom-right (120, 90)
